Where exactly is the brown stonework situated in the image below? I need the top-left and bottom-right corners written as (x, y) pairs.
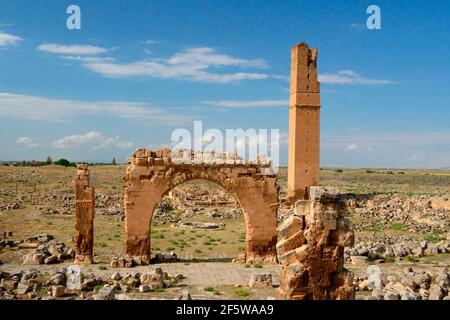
top-left (288, 42), bottom-right (320, 201)
top-left (124, 149), bottom-right (279, 264)
top-left (277, 186), bottom-right (355, 300)
top-left (73, 164), bottom-right (95, 264)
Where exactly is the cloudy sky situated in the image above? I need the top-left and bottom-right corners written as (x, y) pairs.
top-left (0, 0), bottom-right (449, 168)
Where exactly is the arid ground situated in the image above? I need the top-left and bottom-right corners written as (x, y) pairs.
top-left (1, 164), bottom-right (449, 300)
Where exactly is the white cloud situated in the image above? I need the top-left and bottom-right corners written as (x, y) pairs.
top-left (201, 99), bottom-right (288, 108)
top-left (0, 92), bottom-right (190, 125)
top-left (52, 131), bottom-right (133, 150)
top-left (82, 47), bottom-right (269, 83)
top-left (16, 137), bottom-right (40, 148)
top-left (0, 31), bottom-right (22, 47)
top-left (61, 55), bottom-right (115, 63)
top-left (141, 40), bottom-right (159, 45)
top-left (346, 143), bottom-right (358, 150)
top-left (37, 43), bottom-right (108, 55)
top-left (319, 70), bottom-right (395, 85)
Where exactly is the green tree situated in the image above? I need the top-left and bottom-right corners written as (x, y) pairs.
top-left (54, 158), bottom-right (70, 167)
top-left (46, 156), bottom-right (53, 165)
top-left (111, 157), bottom-right (117, 165)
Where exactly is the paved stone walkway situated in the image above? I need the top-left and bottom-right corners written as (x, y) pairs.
top-left (0, 262), bottom-right (280, 286)
top-left (159, 262), bottom-right (280, 286)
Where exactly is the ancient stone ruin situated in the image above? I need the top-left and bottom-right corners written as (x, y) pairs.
top-left (275, 42), bottom-right (355, 300)
top-left (277, 187), bottom-right (355, 299)
top-left (72, 41), bottom-right (355, 300)
top-left (123, 149), bottom-right (279, 264)
top-left (73, 164), bottom-right (95, 264)
top-left (288, 42), bottom-right (320, 201)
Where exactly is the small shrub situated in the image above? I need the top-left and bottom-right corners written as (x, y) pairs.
top-left (423, 234), bottom-right (445, 243)
top-left (383, 256), bottom-right (395, 263)
top-left (366, 169), bottom-right (375, 174)
top-left (405, 255), bottom-right (419, 263)
top-left (98, 265), bottom-right (107, 270)
top-left (335, 169), bottom-right (343, 173)
top-left (369, 224), bottom-right (383, 232)
top-left (253, 263), bottom-right (263, 268)
top-left (234, 288), bottom-right (251, 299)
top-left (150, 287), bottom-right (164, 292)
top-left (386, 171), bottom-right (394, 174)
top-left (390, 223), bottom-right (405, 231)
top-left (93, 284), bottom-right (104, 293)
top-left (194, 249), bottom-right (202, 254)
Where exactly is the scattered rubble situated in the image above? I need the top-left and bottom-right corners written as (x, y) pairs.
top-left (0, 266), bottom-right (185, 300)
top-left (354, 266), bottom-right (450, 300)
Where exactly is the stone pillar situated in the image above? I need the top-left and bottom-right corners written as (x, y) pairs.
top-left (277, 187), bottom-right (355, 300)
top-left (288, 42), bottom-right (320, 200)
top-left (74, 164), bottom-right (95, 264)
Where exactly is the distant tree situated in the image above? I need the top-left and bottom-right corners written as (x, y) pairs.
top-left (46, 156), bottom-right (53, 165)
top-left (111, 157), bottom-right (117, 165)
top-left (54, 158), bottom-right (71, 167)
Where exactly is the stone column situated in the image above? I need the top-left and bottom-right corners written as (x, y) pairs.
top-left (288, 42), bottom-right (320, 200)
top-left (74, 164), bottom-right (95, 264)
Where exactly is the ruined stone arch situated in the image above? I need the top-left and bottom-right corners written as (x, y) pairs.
top-left (123, 148), bottom-right (280, 264)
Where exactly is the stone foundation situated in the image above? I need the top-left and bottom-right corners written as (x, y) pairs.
top-left (277, 186), bottom-right (355, 300)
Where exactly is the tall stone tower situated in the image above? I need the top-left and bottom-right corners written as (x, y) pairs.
top-left (288, 42), bottom-right (320, 200)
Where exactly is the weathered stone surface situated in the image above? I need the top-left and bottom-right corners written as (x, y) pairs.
top-left (277, 215), bottom-right (303, 240)
top-left (139, 284), bottom-right (150, 293)
top-left (51, 285), bottom-right (65, 297)
top-left (94, 286), bottom-right (116, 300)
top-left (276, 230), bottom-right (306, 256)
top-left (178, 290), bottom-right (192, 300)
top-left (23, 253), bottom-right (44, 265)
top-left (287, 42), bottom-right (320, 201)
top-left (248, 273), bottom-right (273, 289)
top-left (16, 281), bottom-right (31, 295)
top-left (73, 164), bottom-right (95, 265)
top-left (66, 265), bottom-right (82, 290)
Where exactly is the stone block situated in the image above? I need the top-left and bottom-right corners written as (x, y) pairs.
top-left (51, 285), bottom-right (66, 297)
top-left (309, 186), bottom-right (339, 201)
top-left (276, 230), bottom-right (306, 256)
top-left (277, 215), bottom-right (303, 240)
top-left (249, 273), bottom-right (273, 289)
top-left (294, 200), bottom-right (312, 216)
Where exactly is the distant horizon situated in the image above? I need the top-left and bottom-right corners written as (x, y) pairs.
top-left (1, 158), bottom-right (449, 171)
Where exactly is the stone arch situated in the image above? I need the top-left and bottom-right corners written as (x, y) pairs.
top-left (124, 149), bottom-right (279, 264)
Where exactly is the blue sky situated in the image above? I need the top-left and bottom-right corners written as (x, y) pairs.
top-left (0, 0), bottom-right (449, 168)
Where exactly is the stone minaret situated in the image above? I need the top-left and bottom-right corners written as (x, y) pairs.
top-left (288, 42), bottom-right (320, 200)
